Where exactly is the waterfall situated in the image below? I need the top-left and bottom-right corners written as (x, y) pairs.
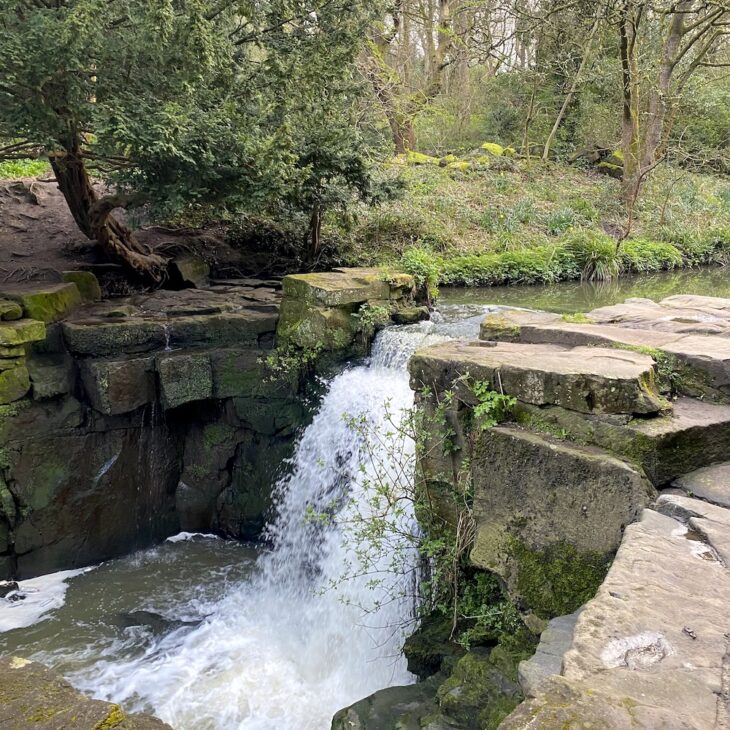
top-left (59, 323), bottom-right (452, 730)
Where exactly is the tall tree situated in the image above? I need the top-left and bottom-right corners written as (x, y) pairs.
top-left (614, 0), bottom-right (730, 231)
top-left (0, 0), bottom-right (379, 282)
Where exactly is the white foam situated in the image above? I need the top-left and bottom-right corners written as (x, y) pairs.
top-left (166, 532), bottom-right (221, 544)
top-left (0, 568), bottom-right (91, 633)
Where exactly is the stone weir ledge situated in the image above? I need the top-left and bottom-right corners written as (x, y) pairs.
top-left (0, 266), bottom-right (426, 581)
top-left (408, 295), bottom-right (730, 729)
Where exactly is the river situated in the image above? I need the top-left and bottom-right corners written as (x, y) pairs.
top-left (0, 268), bottom-right (724, 729)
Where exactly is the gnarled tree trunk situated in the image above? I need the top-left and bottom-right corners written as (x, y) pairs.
top-left (49, 143), bottom-right (167, 285)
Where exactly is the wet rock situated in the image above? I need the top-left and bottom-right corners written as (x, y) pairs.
top-left (0, 580), bottom-right (18, 597)
top-left (115, 609), bottom-right (203, 635)
top-left (470, 427), bottom-right (653, 615)
top-left (157, 352), bottom-right (213, 410)
top-left (673, 461), bottom-right (730, 508)
top-left (3, 282), bottom-right (82, 323)
top-left (0, 656), bottom-right (171, 729)
top-left (27, 354), bottom-right (73, 400)
top-left (410, 340), bottom-right (667, 416)
top-left (62, 270), bottom-right (102, 302)
top-left (479, 309), bottom-right (560, 341)
top-left (393, 306), bottom-right (430, 325)
top-left (435, 648), bottom-right (522, 729)
top-left (81, 357), bottom-right (156, 415)
top-left (331, 674), bottom-right (444, 730)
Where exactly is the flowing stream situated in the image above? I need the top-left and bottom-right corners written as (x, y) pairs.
top-left (0, 307), bottom-right (487, 730)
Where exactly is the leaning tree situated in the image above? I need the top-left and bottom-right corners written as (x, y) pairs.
top-left (0, 0), bottom-right (379, 283)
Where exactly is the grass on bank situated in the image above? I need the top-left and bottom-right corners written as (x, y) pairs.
top-left (328, 157), bottom-right (730, 290)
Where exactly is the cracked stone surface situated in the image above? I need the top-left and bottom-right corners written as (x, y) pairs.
top-left (500, 496), bottom-right (730, 729)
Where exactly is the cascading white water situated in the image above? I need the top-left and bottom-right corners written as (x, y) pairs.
top-left (53, 323), bottom-right (453, 730)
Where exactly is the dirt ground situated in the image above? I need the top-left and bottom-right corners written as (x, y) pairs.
top-left (0, 176), bottom-right (251, 295)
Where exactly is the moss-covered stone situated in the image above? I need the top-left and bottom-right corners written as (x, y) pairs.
top-left (0, 298), bottom-right (22, 321)
top-left (406, 150), bottom-right (440, 165)
top-left (171, 254), bottom-right (210, 289)
top-left (436, 648), bottom-right (521, 729)
top-left (62, 320), bottom-right (167, 356)
top-left (5, 283), bottom-right (81, 323)
top-left (157, 352), bottom-right (213, 410)
top-left (448, 160), bottom-right (471, 172)
top-left (481, 142), bottom-right (505, 156)
top-left (0, 318), bottom-right (45, 346)
top-left (509, 540), bottom-right (610, 619)
top-left (0, 365), bottom-right (30, 404)
top-left (62, 271), bottom-right (102, 302)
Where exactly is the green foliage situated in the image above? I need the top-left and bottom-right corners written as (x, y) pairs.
top-left (0, 0), bottom-right (379, 239)
top-left (564, 230), bottom-right (621, 281)
top-left (619, 238), bottom-right (683, 272)
top-left (401, 247), bottom-right (441, 299)
top-left (0, 158), bottom-right (49, 179)
top-left (262, 342), bottom-right (323, 383)
top-left (354, 302), bottom-right (392, 339)
top-left (471, 381), bottom-right (517, 432)
top-left (456, 572), bottom-right (523, 648)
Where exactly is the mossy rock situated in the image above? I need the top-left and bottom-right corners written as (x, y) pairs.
top-left (480, 142), bottom-right (505, 156)
top-left (0, 319), bottom-right (45, 346)
top-left (5, 283), bottom-right (81, 323)
top-left (0, 365), bottom-right (30, 404)
top-left (439, 154), bottom-right (458, 166)
top-left (157, 352), bottom-right (213, 410)
top-left (436, 648), bottom-right (522, 729)
top-left (448, 160), bottom-right (471, 172)
top-left (62, 271), bottom-right (102, 302)
top-left (407, 151), bottom-right (440, 165)
top-left (0, 299), bottom-right (22, 321)
top-left (596, 161), bottom-right (623, 179)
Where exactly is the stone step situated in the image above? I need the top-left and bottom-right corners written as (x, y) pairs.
top-left (501, 495), bottom-right (730, 729)
top-left (480, 312), bottom-right (730, 399)
top-left (518, 397), bottom-right (730, 486)
top-left (409, 340), bottom-right (667, 415)
top-left (589, 294), bottom-right (730, 336)
top-left (1, 282), bottom-right (81, 323)
top-left (673, 461), bottom-right (730, 509)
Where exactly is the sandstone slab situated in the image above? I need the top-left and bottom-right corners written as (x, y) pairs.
top-left (62, 319), bottom-right (167, 356)
top-left (157, 352), bottom-right (213, 410)
top-left (470, 427), bottom-right (654, 615)
top-left (0, 656), bottom-right (171, 729)
top-left (283, 269), bottom-right (392, 307)
top-left (518, 609), bottom-right (582, 698)
top-left (502, 501), bottom-right (730, 729)
top-left (673, 461), bottom-right (730, 508)
top-left (4, 282), bottom-right (81, 323)
top-left (82, 357), bottom-right (156, 415)
top-left (0, 318), bottom-right (45, 346)
top-left (517, 396), bottom-right (730, 485)
top-left (410, 340), bottom-right (666, 415)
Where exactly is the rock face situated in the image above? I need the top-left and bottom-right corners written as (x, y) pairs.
top-left (469, 426), bottom-right (654, 614)
top-left (410, 340), bottom-right (667, 415)
top-left (278, 268), bottom-right (421, 351)
top-left (501, 496), bottom-right (730, 729)
top-left (673, 461), bottom-right (730, 508)
top-left (0, 269), bottom-right (414, 579)
top-left (0, 656), bottom-right (171, 729)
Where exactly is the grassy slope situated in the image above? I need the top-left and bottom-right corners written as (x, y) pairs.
top-left (333, 157), bottom-right (730, 288)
